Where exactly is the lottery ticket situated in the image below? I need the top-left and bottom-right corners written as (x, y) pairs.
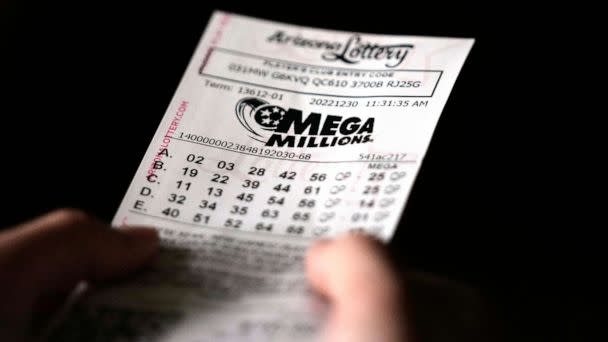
top-left (52, 10), bottom-right (473, 341)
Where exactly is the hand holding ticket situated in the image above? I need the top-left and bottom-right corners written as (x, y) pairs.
top-left (1, 10), bottom-right (473, 341)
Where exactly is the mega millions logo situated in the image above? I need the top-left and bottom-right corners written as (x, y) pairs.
top-left (235, 97), bottom-right (375, 148)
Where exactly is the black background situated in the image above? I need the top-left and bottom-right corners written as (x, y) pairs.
top-left (0, 2), bottom-right (593, 341)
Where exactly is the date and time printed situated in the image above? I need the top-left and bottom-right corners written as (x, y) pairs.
top-left (205, 80), bottom-right (430, 108)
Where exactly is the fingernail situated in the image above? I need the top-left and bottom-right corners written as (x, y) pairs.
top-left (308, 239), bottom-right (331, 257)
top-left (313, 238), bottom-right (331, 247)
top-left (307, 238), bottom-right (332, 262)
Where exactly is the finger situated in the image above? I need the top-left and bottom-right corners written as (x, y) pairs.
top-left (306, 234), bottom-right (411, 342)
top-left (0, 209), bottom-right (158, 300)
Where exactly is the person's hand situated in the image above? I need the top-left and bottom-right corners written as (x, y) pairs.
top-left (0, 209), bottom-right (159, 341)
top-left (306, 234), bottom-right (412, 342)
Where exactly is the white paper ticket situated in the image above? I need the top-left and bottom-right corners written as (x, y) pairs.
top-left (53, 11), bottom-right (473, 341)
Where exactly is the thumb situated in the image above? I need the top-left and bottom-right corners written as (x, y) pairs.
top-left (306, 234), bottom-right (412, 342)
top-left (0, 209), bottom-right (158, 309)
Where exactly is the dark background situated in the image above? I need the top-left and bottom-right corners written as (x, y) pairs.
top-left (0, 2), bottom-right (593, 341)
